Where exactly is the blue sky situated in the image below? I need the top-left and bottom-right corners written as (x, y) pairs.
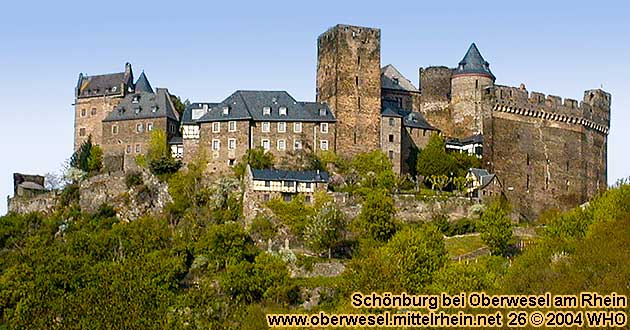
top-left (1, 0), bottom-right (628, 214)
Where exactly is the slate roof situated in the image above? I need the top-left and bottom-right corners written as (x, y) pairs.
top-left (381, 64), bottom-right (419, 92)
top-left (134, 72), bottom-right (153, 94)
top-left (452, 43), bottom-right (495, 80)
top-left (76, 63), bottom-right (133, 98)
top-left (168, 136), bottom-right (183, 145)
top-left (468, 168), bottom-right (497, 190)
top-left (188, 90), bottom-right (335, 123)
top-left (103, 88), bottom-right (179, 122)
top-left (18, 182), bottom-right (45, 190)
top-left (251, 168), bottom-right (329, 183)
top-left (381, 107), bottom-right (438, 130)
top-left (446, 134), bottom-right (483, 146)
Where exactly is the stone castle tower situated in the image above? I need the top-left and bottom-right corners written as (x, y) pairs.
top-left (74, 63), bottom-right (134, 150)
top-left (450, 43), bottom-right (495, 137)
top-left (316, 24), bottom-right (381, 158)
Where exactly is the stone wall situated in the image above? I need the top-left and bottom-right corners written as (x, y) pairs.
top-left (74, 96), bottom-right (123, 150)
top-left (380, 116), bottom-right (402, 174)
top-left (316, 24), bottom-right (381, 158)
top-left (449, 75), bottom-right (494, 137)
top-left (8, 191), bottom-right (59, 214)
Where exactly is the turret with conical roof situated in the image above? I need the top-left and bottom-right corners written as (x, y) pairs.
top-left (134, 71), bottom-right (154, 94)
top-left (452, 43), bottom-right (495, 80)
top-left (450, 43), bottom-right (496, 137)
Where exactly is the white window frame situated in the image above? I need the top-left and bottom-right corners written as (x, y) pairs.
top-left (261, 139), bottom-right (270, 151)
top-left (320, 139), bottom-right (329, 151)
top-left (293, 122), bottom-right (302, 133)
top-left (279, 106), bottom-right (287, 116)
top-left (212, 122), bottom-right (220, 133)
top-left (126, 145), bottom-right (131, 154)
top-left (321, 123), bottom-right (329, 133)
top-left (182, 125), bottom-right (200, 139)
top-left (228, 138), bottom-right (236, 150)
top-left (136, 123), bottom-right (144, 133)
top-left (277, 139), bottom-right (286, 151)
top-left (278, 122), bottom-right (286, 133)
top-left (294, 139), bottom-right (302, 150)
top-left (135, 144), bottom-right (142, 153)
top-left (263, 106), bottom-right (271, 116)
top-left (212, 139), bottom-right (220, 151)
top-left (262, 122), bottom-right (270, 133)
top-left (147, 122), bottom-right (154, 132)
top-left (80, 109), bottom-right (87, 117)
top-left (228, 121), bottom-right (237, 132)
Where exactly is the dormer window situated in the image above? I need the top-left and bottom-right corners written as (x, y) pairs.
top-left (134, 106), bottom-right (141, 114)
top-left (393, 78), bottom-right (399, 85)
top-left (112, 86), bottom-right (117, 92)
top-left (279, 106), bottom-right (287, 116)
top-left (319, 108), bottom-right (326, 116)
top-left (151, 105), bottom-right (158, 113)
top-left (222, 106), bottom-right (230, 115)
top-left (263, 106), bottom-right (271, 116)
top-left (132, 95), bottom-right (140, 104)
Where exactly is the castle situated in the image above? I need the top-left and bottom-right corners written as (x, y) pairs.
top-left (72, 24), bottom-right (610, 220)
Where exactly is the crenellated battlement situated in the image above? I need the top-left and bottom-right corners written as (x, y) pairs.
top-left (491, 84), bottom-right (610, 134)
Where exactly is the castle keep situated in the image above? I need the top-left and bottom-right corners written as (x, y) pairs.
top-left (70, 24), bottom-right (610, 220)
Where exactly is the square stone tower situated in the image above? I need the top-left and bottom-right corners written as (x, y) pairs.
top-left (316, 24), bottom-right (381, 158)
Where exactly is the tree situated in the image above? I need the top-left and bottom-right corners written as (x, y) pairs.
top-left (169, 94), bottom-right (187, 117)
top-left (233, 147), bottom-right (275, 178)
top-left (146, 129), bottom-right (181, 177)
top-left (428, 174), bottom-right (450, 192)
top-left (354, 190), bottom-right (397, 242)
top-left (350, 151), bottom-right (396, 192)
top-left (304, 204), bottom-right (347, 258)
top-left (87, 145), bottom-right (103, 173)
top-left (386, 225), bottom-right (448, 293)
top-left (416, 133), bottom-right (454, 179)
top-left (478, 198), bottom-right (513, 256)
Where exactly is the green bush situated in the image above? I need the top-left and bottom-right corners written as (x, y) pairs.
top-left (250, 215), bottom-right (277, 241)
top-left (125, 171), bottom-right (143, 188)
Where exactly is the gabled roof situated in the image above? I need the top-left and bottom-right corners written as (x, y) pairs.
top-left (446, 134), bottom-right (483, 146)
top-left (469, 168), bottom-right (490, 179)
top-left (76, 63), bottom-right (133, 98)
top-left (134, 71), bottom-right (153, 94)
top-left (191, 90), bottom-right (335, 123)
top-left (251, 168), bottom-right (329, 183)
top-left (452, 43), bottom-right (495, 80)
top-left (381, 64), bottom-right (419, 92)
top-left (104, 88), bottom-right (179, 122)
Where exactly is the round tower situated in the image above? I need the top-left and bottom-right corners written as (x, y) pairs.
top-left (450, 43), bottom-right (495, 136)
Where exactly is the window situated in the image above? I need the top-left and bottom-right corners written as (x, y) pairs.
top-left (279, 106), bottom-right (287, 116)
top-left (147, 122), bottom-right (154, 131)
top-left (79, 128), bottom-right (86, 136)
top-left (278, 122), bottom-right (286, 133)
top-left (229, 159), bottom-right (235, 167)
top-left (135, 144), bottom-right (141, 153)
top-left (294, 140), bottom-right (303, 150)
top-left (228, 121), bottom-right (236, 132)
top-left (126, 145), bottom-right (131, 154)
top-left (393, 77), bottom-right (399, 85)
top-left (526, 153), bottom-right (530, 166)
top-left (112, 125), bottom-right (119, 135)
top-left (264, 181), bottom-right (271, 187)
top-left (305, 182), bottom-right (312, 189)
top-left (388, 150), bottom-right (394, 159)
top-left (183, 125), bottom-right (200, 139)
top-left (263, 193), bottom-right (270, 202)
top-left (212, 139), bottom-right (220, 151)
top-left (263, 106), bottom-right (271, 116)
top-left (151, 105), bottom-right (158, 113)
top-left (132, 95), bottom-right (140, 104)
top-left (389, 118), bottom-right (394, 126)
top-left (305, 195), bottom-right (312, 204)
top-left (228, 138), bottom-right (236, 150)
top-left (261, 139), bottom-right (270, 151)
top-left (222, 106), bottom-right (229, 115)
top-left (80, 109), bottom-right (87, 117)
top-left (284, 181), bottom-right (295, 188)
top-left (294, 122), bottom-right (302, 133)
top-left (262, 122), bottom-right (270, 133)
top-left (320, 140), bottom-right (329, 151)
top-left (91, 108), bottom-right (97, 116)
top-left (136, 123), bottom-right (144, 133)
top-left (277, 139), bottom-right (286, 151)
top-left (355, 76), bottom-right (359, 86)
top-left (319, 108), bottom-right (326, 116)
top-left (526, 174), bottom-right (530, 190)
top-left (283, 194), bottom-right (292, 202)
top-left (388, 134), bottom-right (394, 142)
top-left (212, 122), bottom-right (220, 133)
top-left (321, 123), bottom-right (329, 133)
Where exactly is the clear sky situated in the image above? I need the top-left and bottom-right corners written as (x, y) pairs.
top-left (1, 0), bottom-right (628, 214)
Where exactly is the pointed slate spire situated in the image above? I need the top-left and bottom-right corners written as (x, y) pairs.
top-left (134, 71), bottom-right (154, 93)
top-left (453, 43), bottom-right (495, 80)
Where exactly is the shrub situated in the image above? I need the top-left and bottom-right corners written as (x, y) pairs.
top-left (125, 171), bottom-right (143, 188)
